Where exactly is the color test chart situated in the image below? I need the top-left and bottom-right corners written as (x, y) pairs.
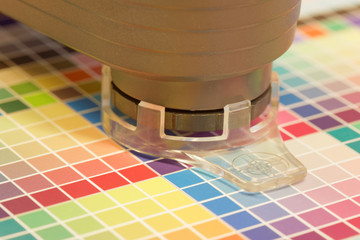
top-left (1, 3), bottom-right (360, 240)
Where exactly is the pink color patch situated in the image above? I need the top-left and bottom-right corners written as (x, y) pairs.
top-left (299, 208), bottom-right (337, 227)
top-left (15, 174), bottom-right (53, 193)
top-left (321, 222), bottom-right (358, 240)
top-left (278, 110), bottom-right (298, 125)
top-left (342, 92), bottom-right (360, 104)
top-left (333, 178), bottom-right (360, 197)
top-left (326, 200), bottom-right (360, 218)
top-left (305, 186), bottom-right (344, 205)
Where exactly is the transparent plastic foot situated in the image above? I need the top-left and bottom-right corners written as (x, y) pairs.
top-left (102, 66), bottom-right (306, 192)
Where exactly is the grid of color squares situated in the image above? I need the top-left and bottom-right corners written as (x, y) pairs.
top-left (1, 4), bottom-right (360, 240)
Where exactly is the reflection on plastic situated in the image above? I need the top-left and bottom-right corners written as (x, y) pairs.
top-left (102, 65), bottom-right (306, 192)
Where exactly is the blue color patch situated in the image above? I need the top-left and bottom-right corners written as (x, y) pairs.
top-left (300, 87), bottom-right (326, 98)
top-left (82, 110), bottom-right (101, 124)
top-left (192, 167), bottom-right (219, 181)
top-left (273, 65), bottom-right (289, 75)
top-left (222, 211), bottom-right (260, 229)
top-left (211, 179), bottom-right (241, 194)
top-left (243, 226), bottom-right (280, 240)
top-left (165, 169), bottom-right (203, 188)
top-left (283, 76), bottom-right (307, 87)
top-left (67, 98), bottom-right (98, 111)
top-left (250, 202), bottom-right (289, 221)
top-left (203, 196), bottom-right (241, 215)
top-left (292, 105), bottom-right (321, 117)
top-left (0, 219), bottom-right (25, 237)
top-left (183, 182), bottom-right (222, 201)
top-left (93, 94), bottom-right (101, 103)
top-left (280, 93), bottom-right (302, 105)
top-left (230, 192), bottom-right (270, 207)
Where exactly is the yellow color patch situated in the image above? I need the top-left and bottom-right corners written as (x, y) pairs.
top-left (145, 213), bottom-right (183, 232)
top-left (77, 193), bottom-right (117, 212)
top-left (54, 115), bottom-right (91, 131)
top-left (107, 185), bottom-right (146, 204)
top-left (126, 199), bottom-right (164, 218)
top-left (173, 205), bottom-right (213, 224)
top-left (136, 177), bottom-right (176, 196)
top-left (69, 127), bottom-right (106, 144)
top-left (41, 134), bottom-right (77, 151)
top-left (26, 122), bottom-right (61, 138)
top-left (10, 109), bottom-right (45, 125)
top-left (38, 102), bottom-right (74, 119)
top-left (96, 207), bottom-right (133, 226)
top-left (115, 222), bottom-right (153, 240)
top-left (193, 219), bottom-right (232, 238)
top-left (35, 74), bottom-right (66, 89)
top-left (155, 190), bottom-right (195, 210)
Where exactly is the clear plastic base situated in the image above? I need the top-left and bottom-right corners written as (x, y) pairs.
top-left (102, 65), bottom-right (306, 192)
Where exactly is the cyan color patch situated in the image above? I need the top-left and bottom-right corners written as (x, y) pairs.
top-left (283, 76), bottom-right (308, 87)
top-left (328, 127), bottom-right (360, 142)
top-left (67, 98), bottom-right (98, 111)
top-left (183, 183), bottom-right (222, 201)
top-left (230, 192), bottom-right (270, 207)
top-left (203, 196), bottom-right (241, 215)
top-left (164, 170), bottom-right (203, 188)
top-left (280, 93), bottom-right (303, 105)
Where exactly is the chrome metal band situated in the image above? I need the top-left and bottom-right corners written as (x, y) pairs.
top-left (111, 80), bottom-right (271, 132)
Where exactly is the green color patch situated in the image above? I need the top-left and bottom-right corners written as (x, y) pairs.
top-left (10, 82), bottom-right (40, 95)
top-left (0, 100), bottom-right (28, 113)
top-left (288, 59), bottom-right (314, 70)
top-left (0, 148), bottom-right (21, 165)
top-left (24, 92), bottom-right (56, 107)
top-left (353, 121), bottom-right (360, 131)
top-left (0, 219), bottom-right (25, 237)
top-left (19, 210), bottom-right (56, 228)
top-left (48, 201), bottom-right (86, 221)
top-left (9, 233), bottom-right (37, 240)
top-left (0, 88), bottom-right (13, 100)
top-left (328, 127), bottom-right (360, 142)
top-left (0, 117), bottom-right (17, 131)
top-left (36, 225), bottom-right (72, 240)
top-left (322, 19), bottom-right (349, 31)
top-left (84, 231), bottom-right (118, 240)
top-left (66, 216), bottom-right (104, 235)
top-left (305, 70), bottom-right (332, 81)
top-left (347, 140), bottom-right (360, 153)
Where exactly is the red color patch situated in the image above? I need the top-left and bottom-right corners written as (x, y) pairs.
top-left (2, 196), bottom-right (39, 214)
top-left (283, 122), bottom-right (317, 137)
top-left (31, 188), bottom-right (70, 206)
top-left (119, 165), bottom-right (157, 183)
top-left (90, 172), bottom-right (129, 190)
top-left (61, 180), bottom-right (99, 198)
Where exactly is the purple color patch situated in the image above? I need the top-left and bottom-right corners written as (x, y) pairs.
top-left (251, 202), bottom-right (289, 221)
top-left (0, 182), bottom-right (23, 201)
top-left (317, 98), bottom-right (346, 110)
top-left (310, 116), bottom-right (341, 130)
top-left (335, 109), bottom-right (360, 123)
top-left (347, 15), bottom-right (360, 26)
top-left (147, 159), bottom-right (185, 175)
top-left (0, 207), bottom-right (9, 219)
top-left (271, 217), bottom-right (308, 235)
top-left (243, 225), bottom-right (280, 240)
top-left (278, 194), bottom-right (317, 213)
top-left (292, 231), bottom-right (327, 240)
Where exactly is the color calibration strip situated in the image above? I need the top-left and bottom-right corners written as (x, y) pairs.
top-left (1, 4), bottom-right (360, 240)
